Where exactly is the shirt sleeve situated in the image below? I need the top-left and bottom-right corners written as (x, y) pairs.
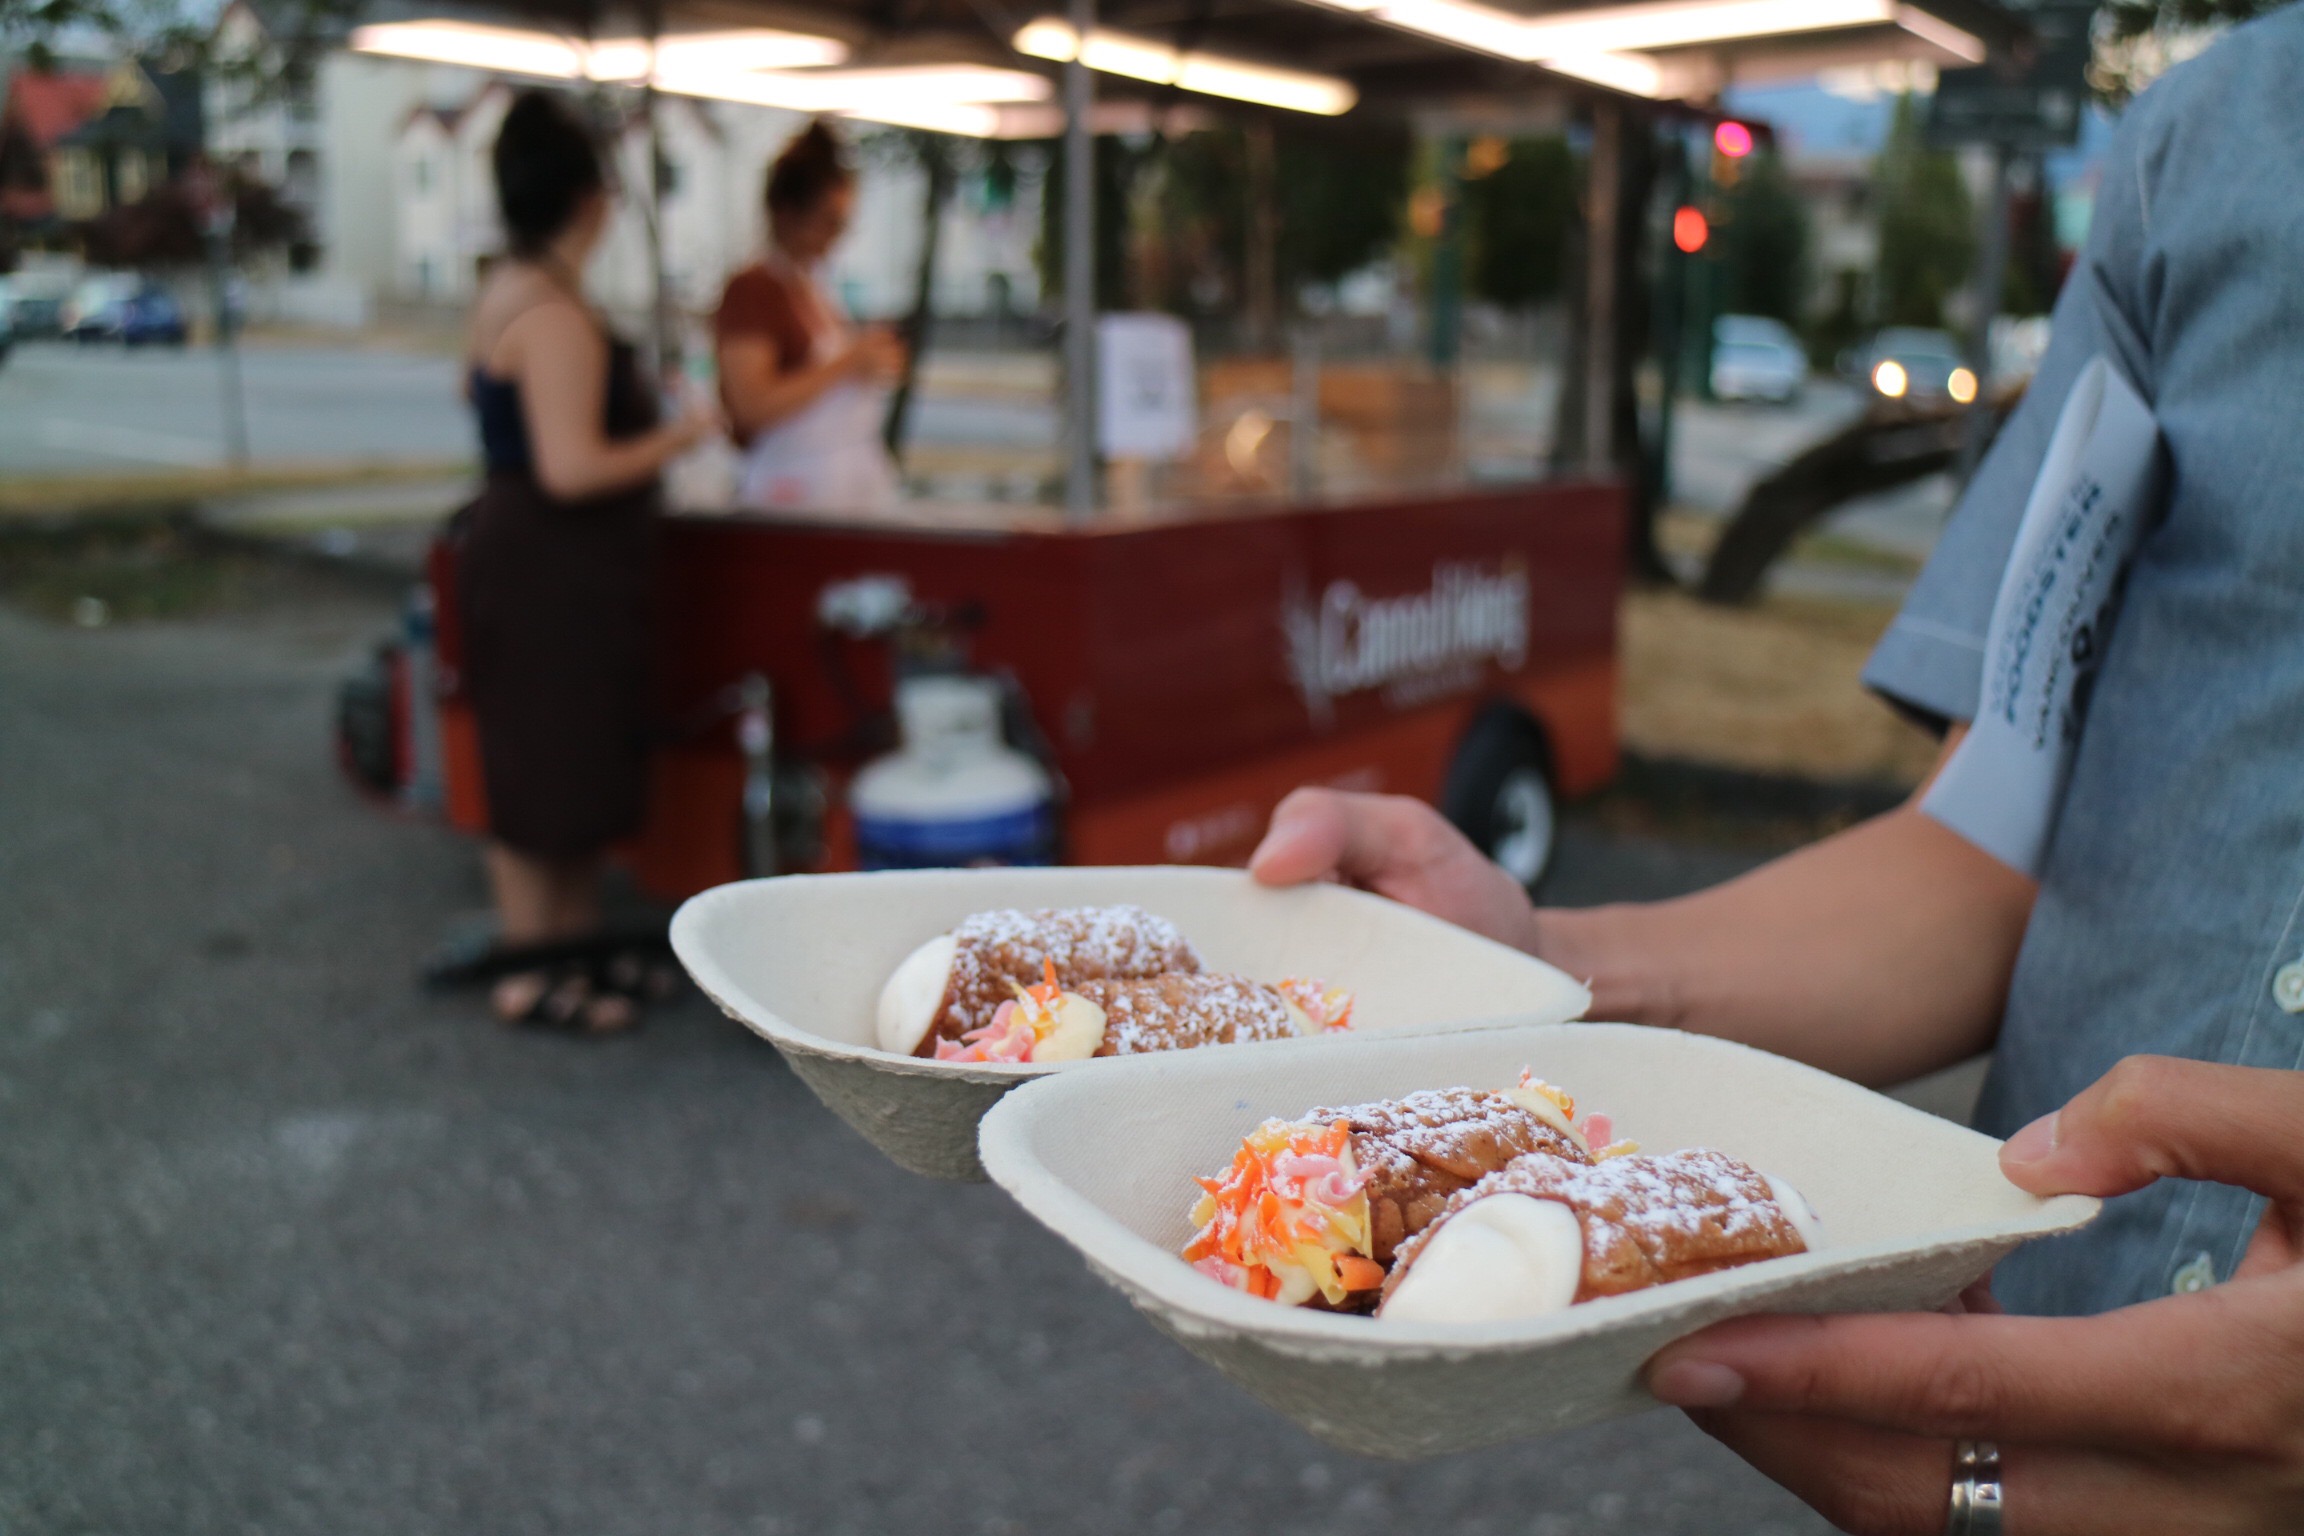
top-left (713, 266), bottom-right (794, 369)
top-left (1861, 96), bottom-right (2166, 732)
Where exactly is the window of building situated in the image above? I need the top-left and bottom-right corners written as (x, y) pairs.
top-left (55, 150), bottom-right (101, 219)
top-left (286, 148), bottom-right (317, 208)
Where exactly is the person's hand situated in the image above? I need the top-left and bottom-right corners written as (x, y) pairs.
top-left (1643, 1055), bottom-right (2304, 1535)
top-left (1249, 788), bottom-right (1540, 953)
top-left (665, 385), bottom-right (725, 451)
top-left (846, 325), bottom-right (907, 386)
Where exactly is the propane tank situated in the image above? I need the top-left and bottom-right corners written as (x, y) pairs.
top-left (850, 675), bottom-right (1053, 869)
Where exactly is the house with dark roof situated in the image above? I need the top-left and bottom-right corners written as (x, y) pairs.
top-left (0, 61), bottom-right (201, 237)
top-left (0, 70), bottom-right (110, 228)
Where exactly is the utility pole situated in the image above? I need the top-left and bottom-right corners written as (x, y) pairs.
top-left (193, 160), bottom-right (249, 468)
top-left (1427, 135), bottom-right (1466, 371)
top-left (641, 0), bottom-right (678, 383)
top-left (1956, 144), bottom-right (2015, 481)
top-left (1060, 0), bottom-right (1097, 521)
top-left (1582, 102), bottom-right (1621, 477)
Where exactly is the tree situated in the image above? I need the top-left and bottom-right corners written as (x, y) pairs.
top-left (1462, 134), bottom-right (1576, 311)
top-left (1872, 92), bottom-right (1971, 330)
top-left (1036, 132), bottom-right (1147, 312)
top-left (2093, 0), bottom-right (2288, 98)
top-left (78, 165), bottom-right (305, 268)
top-left (1273, 118), bottom-right (1409, 295)
top-left (1135, 126), bottom-right (1249, 317)
top-left (1717, 150), bottom-right (1809, 324)
top-left (2, 0), bottom-right (357, 100)
top-left (1037, 121), bottom-right (1408, 330)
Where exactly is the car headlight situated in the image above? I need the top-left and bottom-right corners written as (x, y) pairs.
top-left (1948, 367), bottom-right (1979, 404)
top-left (1871, 359), bottom-right (1909, 398)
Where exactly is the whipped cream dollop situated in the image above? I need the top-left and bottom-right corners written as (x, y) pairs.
top-left (876, 933), bottom-right (957, 1055)
top-left (1764, 1174), bottom-right (1826, 1251)
top-left (1379, 1167), bottom-right (1823, 1325)
top-left (1377, 1194), bottom-right (1584, 1324)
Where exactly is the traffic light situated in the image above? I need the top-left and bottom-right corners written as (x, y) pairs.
top-left (1673, 205), bottom-right (1709, 254)
top-left (1710, 119), bottom-right (1755, 187)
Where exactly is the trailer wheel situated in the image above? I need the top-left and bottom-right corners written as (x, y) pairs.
top-left (1442, 707), bottom-right (1556, 890)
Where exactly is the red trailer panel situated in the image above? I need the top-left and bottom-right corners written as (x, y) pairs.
top-left (438, 482), bottom-right (1624, 901)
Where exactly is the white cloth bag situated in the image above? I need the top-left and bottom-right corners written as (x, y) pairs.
top-left (735, 255), bottom-right (901, 514)
top-left (737, 378), bottom-right (899, 513)
top-left (1921, 356), bottom-right (2165, 875)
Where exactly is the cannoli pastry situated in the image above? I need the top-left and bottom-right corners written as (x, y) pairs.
top-left (1077, 973), bottom-right (1336, 1055)
top-left (877, 905), bottom-right (1200, 1056)
top-left (1331, 1077), bottom-right (1612, 1264)
top-left (1181, 1082), bottom-right (1593, 1308)
top-left (933, 970), bottom-right (1349, 1063)
top-left (1378, 1147), bottom-right (1824, 1324)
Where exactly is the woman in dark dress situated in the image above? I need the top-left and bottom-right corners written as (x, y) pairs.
top-left (460, 92), bottom-right (716, 1031)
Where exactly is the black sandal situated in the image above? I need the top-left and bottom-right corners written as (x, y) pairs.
top-left (490, 959), bottom-right (638, 1035)
top-left (425, 927), bottom-right (675, 992)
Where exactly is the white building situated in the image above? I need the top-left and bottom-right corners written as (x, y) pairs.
top-left (205, 1), bottom-right (1044, 332)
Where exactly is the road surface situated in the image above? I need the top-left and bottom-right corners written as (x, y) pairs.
top-left (2, 340), bottom-right (1951, 564)
top-left (0, 561), bottom-right (1838, 1536)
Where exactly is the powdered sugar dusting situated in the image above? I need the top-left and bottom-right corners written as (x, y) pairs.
top-left (930, 906), bottom-right (1200, 1048)
top-left (1077, 973), bottom-right (1301, 1055)
top-left (1283, 1088), bottom-right (1592, 1266)
top-left (1307, 1088), bottom-right (1590, 1182)
top-left (1386, 1146), bottom-right (1807, 1304)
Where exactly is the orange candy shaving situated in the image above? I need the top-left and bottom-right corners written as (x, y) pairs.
top-left (1183, 1118), bottom-right (1376, 1306)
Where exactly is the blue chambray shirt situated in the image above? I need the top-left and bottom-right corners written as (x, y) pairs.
top-left (1862, 8), bottom-right (2304, 1317)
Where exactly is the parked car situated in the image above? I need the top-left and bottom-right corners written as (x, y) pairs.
top-left (62, 274), bottom-right (146, 343)
top-left (1710, 314), bottom-right (1808, 404)
top-left (121, 288), bottom-right (188, 347)
top-left (1845, 327), bottom-right (1978, 404)
top-left (59, 276), bottom-right (188, 347)
top-left (0, 270), bottom-right (71, 337)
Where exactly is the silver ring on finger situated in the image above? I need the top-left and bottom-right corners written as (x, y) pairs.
top-left (1945, 1439), bottom-right (2005, 1536)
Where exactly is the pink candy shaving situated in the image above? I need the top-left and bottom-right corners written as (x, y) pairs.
top-left (933, 999), bottom-right (1039, 1063)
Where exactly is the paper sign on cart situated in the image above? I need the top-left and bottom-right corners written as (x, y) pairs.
top-left (1097, 313), bottom-right (1197, 460)
top-left (1922, 356), bottom-right (2164, 875)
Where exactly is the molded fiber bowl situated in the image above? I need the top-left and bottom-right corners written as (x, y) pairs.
top-left (670, 866), bottom-right (1590, 1180)
top-left (975, 1021), bottom-right (2099, 1458)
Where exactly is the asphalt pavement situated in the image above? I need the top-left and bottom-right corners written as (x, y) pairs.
top-left (0, 340), bottom-right (474, 474)
top-left (0, 564), bottom-right (1841, 1536)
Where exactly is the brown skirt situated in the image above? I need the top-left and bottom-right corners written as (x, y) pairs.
top-left (456, 469), bottom-right (658, 862)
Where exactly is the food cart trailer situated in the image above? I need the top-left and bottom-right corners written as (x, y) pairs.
top-left (427, 483), bottom-right (1623, 899)
top-left (359, 0), bottom-right (2021, 901)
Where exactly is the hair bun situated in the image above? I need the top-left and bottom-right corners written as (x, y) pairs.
top-left (765, 117), bottom-right (853, 216)
top-left (493, 89), bottom-right (606, 256)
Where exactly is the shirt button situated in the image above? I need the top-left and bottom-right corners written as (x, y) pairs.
top-left (2274, 962), bottom-right (2304, 1013)
top-left (2171, 1251), bottom-right (2217, 1294)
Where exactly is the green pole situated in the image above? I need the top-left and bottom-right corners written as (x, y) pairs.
top-left (1428, 136), bottom-right (1466, 370)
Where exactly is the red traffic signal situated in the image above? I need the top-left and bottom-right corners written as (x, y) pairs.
top-left (1714, 120), bottom-right (1754, 158)
top-left (1672, 205), bottom-right (1709, 254)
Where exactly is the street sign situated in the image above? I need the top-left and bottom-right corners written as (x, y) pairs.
top-left (1928, 0), bottom-right (2093, 149)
